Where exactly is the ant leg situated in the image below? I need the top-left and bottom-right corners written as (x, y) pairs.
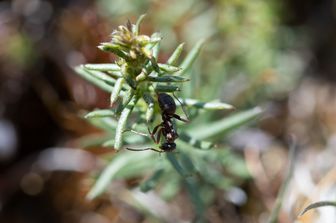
top-left (172, 114), bottom-right (189, 123)
top-left (155, 128), bottom-right (163, 144)
top-left (125, 147), bottom-right (162, 152)
top-left (148, 123), bottom-right (163, 143)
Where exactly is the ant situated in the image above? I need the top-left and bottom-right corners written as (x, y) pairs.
top-left (126, 92), bottom-right (189, 152)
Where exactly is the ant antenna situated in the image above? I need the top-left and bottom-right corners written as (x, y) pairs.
top-left (172, 92), bottom-right (190, 121)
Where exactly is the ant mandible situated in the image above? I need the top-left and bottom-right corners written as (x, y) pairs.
top-left (126, 92), bottom-right (189, 153)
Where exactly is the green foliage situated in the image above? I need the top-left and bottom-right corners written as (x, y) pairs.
top-left (74, 15), bottom-right (262, 220)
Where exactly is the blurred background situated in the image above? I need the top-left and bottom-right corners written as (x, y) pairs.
top-left (1, 0), bottom-right (336, 222)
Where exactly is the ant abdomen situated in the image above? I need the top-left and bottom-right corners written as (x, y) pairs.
top-left (158, 93), bottom-right (176, 115)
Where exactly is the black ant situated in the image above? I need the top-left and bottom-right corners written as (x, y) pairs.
top-left (126, 92), bottom-right (189, 152)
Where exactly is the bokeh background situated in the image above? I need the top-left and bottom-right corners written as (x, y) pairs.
top-left (1, 0), bottom-right (336, 222)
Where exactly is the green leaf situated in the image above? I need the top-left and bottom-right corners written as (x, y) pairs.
top-left (116, 88), bottom-right (135, 114)
top-left (140, 168), bottom-right (165, 192)
top-left (166, 153), bottom-right (190, 178)
top-left (178, 98), bottom-right (234, 110)
top-left (114, 95), bottom-right (139, 150)
top-left (134, 14), bottom-right (146, 35)
top-left (166, 153), bottom-right (205, 219)
top-left (188, 107), bottom-right (263, 140)
top-left (143, 92), bottom-right (155, 123)
top-left (74, 66), bottom-right (113, 93)
top-left (110, 78), bottom-right (125, 106)
top-left (183, 178), bottom-right (205, 221)
top-left (167, 43), bottom-right (185, 65)
top-left (77, 68), bottom-right (118, 86)
top-left (151, 33), bottom-right (161, 59)
top-left (178, 39), bottom-right (205, 76)
top-left (85, 109), bottom-right (115, 118)
top-left (114, 155), bottom-right (157, 178)
top-left (179, 133), bottom-right (214, 150)
top-left (148, 75), bottom-right (189, 83)
top-left (121, 66), bottom-right (137, 89)
top-left (155, 85), bottom-right (180, 92)
top-left (197, 159), bottom-right (233, 190)
top-left (78, 133), bottom-right (114, 148)
top-left (158, 63), bottom-right (181, 73)
top-left (98, 43), bottom-right (128, 59)
top-left (84, 63), bottom-right (120, 71)
top-left (179, 152), bottom-right (197, 175)
top-left (87, 117), bottom-right (118, 133)
top-left (159, 176), bottom-right (181, 200)
top-left (102, 139), bottom-right (114, 147)
top-left (86, 151), bottom-right (152, 200)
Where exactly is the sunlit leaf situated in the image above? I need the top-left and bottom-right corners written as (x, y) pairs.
top-left (188, 107), bottom-right (263, 140)
top-left (179, 98), bottom-right (234, 110)
top-left (178, 39), bottom-right (205, 76)
top-left (74, 66), bottom-right (113, 93)
top-left (134, 14), bottom-right (146, 35)
top-left (114, 95), bottom-right (139, 150)
top-left (84, 63), bottom-right (120, 71)
top-left (86, 151), bottom-right (152, 200)
top-left (167, 43), bottom-right (185, 65)
top-left (179, 133), bottom-right (214, 150)
top-left (85, 109), bottom-right (115, 119)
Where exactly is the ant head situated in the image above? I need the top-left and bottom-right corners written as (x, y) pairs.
top-left (161, 142), bottom-right (176, 152)
top-left (158, 93), bottom-right (176, 115)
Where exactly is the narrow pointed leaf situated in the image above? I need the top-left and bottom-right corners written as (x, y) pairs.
top-left (160, 177), bottom-right (181, 200)
top-left (86, 151), bottom-right (152, 200)
top-left (178, 39), bottom-right (205, 76)
top-left (134, 14), bottom-right (146, 35)
top-left (140, 168), bottom-right (165, 192)
top-left (102, 139), bottom-right (114, 147)
top-left (114, 95), bottom-right (139, 150)
top-left (78, 133), bottom-right (114, 149)
top-left (151, 33), bottom-right (161, 59)
top-left (74, 66), bottom-right (113, 93)
top-left (121, 68), bottom-right (137, 89)
top-left (158, 63), bottom-right (181, 73)
top-left (179, 152), bottom-right (197, 175)
top-left (167, 43), bottom-right (185, 65)
top-left (88, 70), bottom-right (117, 85)
top-left (116, 88), bottom-right (135, 114)
top-left (167, 154), bottom-right (205, 220)
top-left (148, 75), bottom-right (189, 83)
top-left (143, 93), bottom-right (155, 123)
top-left (110, 78), bottom-right (124, 106)
top-left (84, 63), bottom-right (120, 71)
top-left (87, 117), bottom-right (118, 133)
top-left (85, 109), bottom-right (115, 118)
top-left (155, 85), bottom-right (180, 92)
top-left (166, 153), bottom-right (190, 178)
top-left (178, 98), bottom-right (234, 110)
top-left (98, 43), bottom-right (128, 59)
top-left (179, 133), bottom-right (214, 150)
top-left (189, 107), bottom-right (263, 140)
